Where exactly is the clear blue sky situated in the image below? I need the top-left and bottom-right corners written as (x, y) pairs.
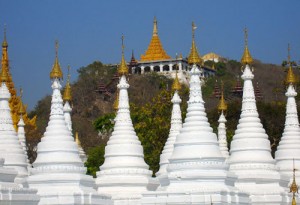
top-left (0, 0), bottom-right (299, 110)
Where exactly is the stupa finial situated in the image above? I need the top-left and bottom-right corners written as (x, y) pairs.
top-left (153, 16), bottom-right (158, 36)
top-left (2, 24), bottom-right (8, 48)
top-left (218, 82), bottom-right (227, 113)
top-left (188, 21), bottom-right (202, 65)
top-left (172, 71), bottom-right (181, 91)
top-left (63, 65), bottom-right (72, 102)
top-left (18, 87), bottom-right (26, 116)
top-left (50, 40), bottom-right (63, 80)
top-left (118, 35), bottom-right (129, 75)
top-left (241, 27), bottom-right (253, 65)
top-left (286, 43), bottom-right (297, 85)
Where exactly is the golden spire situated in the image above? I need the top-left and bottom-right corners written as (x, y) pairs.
top-left (2, 25), bottom-right (8, 48)
top-left (0, 65), bottom-right (8, 82)
top-left (50, 40), bottom-right (63, 80)
top-left (118, 35), bottom-right (129, 75)
top-left (188, 21), bottom-right (202, 65)
top-left (290, 159), bottom-right (299, 205)
top-left (172, 71), bottom-right (181, 91)
top-left (18, 88), bottom-right (26, 116)
top-left (286, 44), bottom-right (297, 85)
top-left (140, 17), bottom-right (171, 61)
top-left (153, 16), bottom-right (158, 36)
top-left (63, 66), bottom-right (72, 101)
top-left (241, 28), bottom-right (253, 65)
top-left (218, 82), bottom-right (227, 112)
top-left (75, 132), bottom-right (82, 147)
top-left (113, 90), bottom-right (119, 112)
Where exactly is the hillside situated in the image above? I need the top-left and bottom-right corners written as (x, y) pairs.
top-left (27, 59), bottom-right (300, 173)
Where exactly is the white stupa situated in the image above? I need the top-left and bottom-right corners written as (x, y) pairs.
top-left (142, 23), bottom-right (249, 204)
top-left (62, 67), bottom-right (87, 163)
top-left (63, 66), bottom-right (73, 133)
top-left (217, 89), bottom-right (229, 159)
top-left (156, 71), bottom-right (182, 186)
top-left (0, 67), bottom-right (29, 183)
top-left (27, 42), bottom-right (111, 205)
top-left (0, 158), bottom-right (40, 205)
top-left (228, 29), bottom-right (288, 204)
top-left (275, 46), bottom-right (300, 184)
top-left (95, 37), bottom-right (153, 204)
top-left (75, 132), bottom-right (88, 163)
top-left (17, 96), bottom-right (32, 170)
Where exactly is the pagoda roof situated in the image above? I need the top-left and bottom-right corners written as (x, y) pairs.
top-left (140, 17), bottom-right (171, 62)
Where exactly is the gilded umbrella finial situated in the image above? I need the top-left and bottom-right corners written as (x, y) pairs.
top-left (18, 87), bottom-right (26, 116)
top-left (50, 40), bottom-right (63, 80)
top-left (285, 44), bottom-right (297, 85)
top-left (63, 65), bottom-right (72, 102)
top-left (187, 21), bottom-right (202, 65)
top-left (118, 35), bottom-right (129, 75)
top-left (241, 28), bottom-right (253, 65)
top-left (218, 81), bottom-right (227, 113)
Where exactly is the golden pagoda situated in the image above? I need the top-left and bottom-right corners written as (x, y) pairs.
top-left (140, 17), bottom-right (171, 61)
top-left (0, 27), bottom-right (36, 130)
top-left (241, 28), bottom-right (253, 65)
top-left (187, 22), bottom-right (202, 65)
top-left (285, 44), bottom-right (297, 85)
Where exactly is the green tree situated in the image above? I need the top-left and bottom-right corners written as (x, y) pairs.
top-left (85, 144), bottom-right (106, 177)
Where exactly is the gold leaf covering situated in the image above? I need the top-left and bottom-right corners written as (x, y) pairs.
top-left (188, 22), bottom-right (202, 65)
top-left (241, 28), bottom-right (253, 65)
top-left (50, 40), bottom-right (63, 79)
top-left (118, 35), bottom-right (129, 75)
top-left (0, 29), bottom-right (37, 130)
top-left (172, 71), bottom-right (181, 91)
top-left (218, 84), bottom-right (227, 112)
top-left (63, 66), bottom-right (72, 101)
top-left (140, 17), bottom-right (171, 61)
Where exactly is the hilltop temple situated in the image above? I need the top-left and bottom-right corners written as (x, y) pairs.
top-left (1, 22), bottom-right (300, 205)
top-left (130, 17), bottom-right (216, 80)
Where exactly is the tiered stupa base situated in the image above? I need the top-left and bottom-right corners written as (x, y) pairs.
top-left (28, 171), bottom-right (111, 205)
top-left (0, 159), bottom-right (40, 205)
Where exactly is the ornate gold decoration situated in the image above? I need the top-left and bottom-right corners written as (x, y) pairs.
top-left (172, 71), bottom-right (181, 91)
top-left (50, 40), bottom-right (63, 79)
top-left (0, 31), bottom-right (36, 130)
top-left (218, 82), bottom-right (227, 112)
top-left (286, 44), bottom-right (297, 85)
top-left (63, 66), bottom-right (72, 101)
top-left (140, 17), bottom-right (171, 61)
top-left (113, 89), bottom-right (119, 112)
top-left (118, 35), bottom-right (129, 75)
top-left (188, 22), bottom-right (202, 65)
top-left (290, 159), bottom-right (299, 205)
top-left (241, 28), bottom-right (253, 65)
